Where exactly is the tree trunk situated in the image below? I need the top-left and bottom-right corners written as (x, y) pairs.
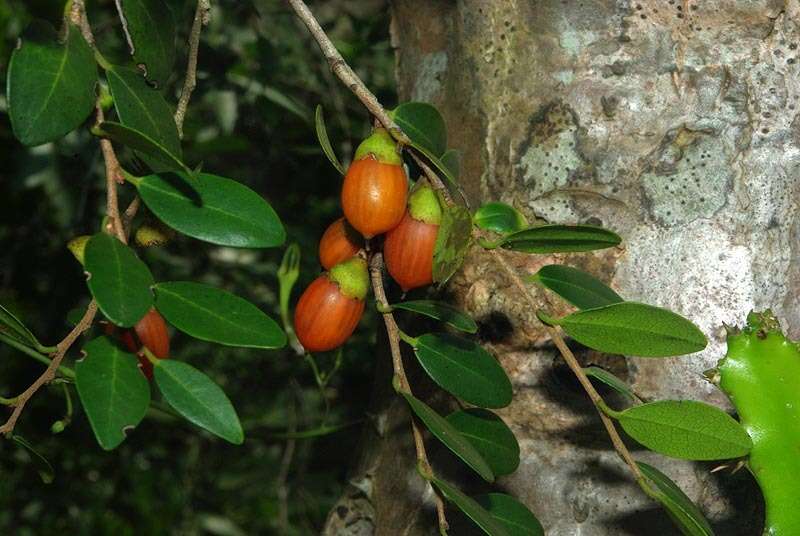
top-left (325, 1), bottom-right (800, 534)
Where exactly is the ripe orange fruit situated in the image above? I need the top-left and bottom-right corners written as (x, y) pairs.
top-left (319, 217), bottom-right (363, 270)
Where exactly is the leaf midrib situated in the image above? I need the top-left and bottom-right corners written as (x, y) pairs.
top-left (160, 363), bottom-right (233, 436)
top-left (157, 286), bottom-right (262, 340)
top-left (418, 338), bottom-right (498, 397)
top-left (110, 68), bottom-right (177, 154)
top-left (22, 32), bottom-right (72, 140)
top-left (622, 410), bottom-right (749, 452)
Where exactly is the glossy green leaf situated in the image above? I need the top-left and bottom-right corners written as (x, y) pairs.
top-left (618, 400), bottom-right (752, 460)
top-left (392, 300), bottom-right (477, 333)
top-left (413, 333), bottom-right (512, 408)
top-left (315, 104), bottom-right (344, 175)
top-left (75, 336), bottom-right (150, 450)
top-left (84, 233), bottom-right (154, 327)
top-left (530, 264), bottom-right (623, 310)
top-left (95, 121), bottom-right (191, 177)
top-left (637, 461), bottom-right (714, 536)
top-left (474, 494), bottom-right (544, 536)
top-left (555, 302), bottom-right (707, 357)
top-left (431, 477), bottom-right (510, 536)
top-left (7, 21), bottom-right (97, 146)
top-left (401, 392), bottom-right (494, 482)
top-left (446, 409), bottom-right (519, 476)
top-left (107, 66), bottom-right (182, 170)
top-left (154, 359), bottom-right (243, 444)
top-left (116, 0), bottom-right (175, 85)
top-left (500, 224), bottom-right (621, 253)
top-left (12, 434), bottom-right (55, 484)
top-left (0, 304), bottom-right (40, 348)
top-left (136, 172), bottom-right (285, 248)
top-left (393, 101), bottom-right (447, 157)
top-left (441, 149), bottom-right (461, 180)
top-left (584, 366), bottom-right (637, 402)
top-left (474, 202), bottom-right (528, 235)
top-left (153, 282), bottom-right (286, 349)
top-left (432, 195), bottom-right (473, 285)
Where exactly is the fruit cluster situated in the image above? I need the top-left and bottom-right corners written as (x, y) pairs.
top-left (294, 128), bottom-right (442, 352)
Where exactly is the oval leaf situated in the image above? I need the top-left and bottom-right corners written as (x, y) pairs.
top-left (474, 202), bottom-right (528, 235)
top-left (618, 400), bottom-right (752, 460)
top-left (584, 366), bottom-right (638, 402)
top-left (431, 477), bottom-right (510, 536)
top-left (393, 101), bottom-right (447, 157)
top-left (441, 149), bottom-right (461, 180)
top-left (401, 392), bottom-right (494, 482)
top-left (501, 224), bottom-right (621, 253)
top-left (84, 233), bottom-right (154, 327)
top-left (446, 409), bottom-right (520, 476)
top-left (315, 104), bottom-right (344, 175)
top-left (392, 300), bottom-right (477, 333)
top-left (75, 336), bottom-right (151, 450)
top-left (154, 359), bottom-right (243, 444)
top-left (116, 0), bottom-right (176, 85)
top-left (556, 302), bottom-right (708, 357)
top-left (7, 21), bottom-right (97, 146)
top-left (474, 494), bottom-right (544, 536)
top-left (414, 333), bottom-right (512, 409)
top-left (137, 172), bottom-right (285, 248)
top-left (433, 196), bottom-right (473, 285)
top-left (95, 121), bottom-right (191, 177)
top-left (530, 264), bottom-right (623, 310)
top-left (637, 461), bottom-right (714, 536)
top-left (153, 282), bottom-right (286, 349)
top-left (0, 304), bottom-right (41, 348)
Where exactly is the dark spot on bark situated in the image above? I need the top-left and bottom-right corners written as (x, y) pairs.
top-left (477, 311), bottom-right (514, 343)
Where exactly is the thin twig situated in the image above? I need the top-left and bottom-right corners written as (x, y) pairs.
top-left (174, 0), bottom-right (211, 138)
top-left (369, 253), bottom-right (449, 533)
top-left (95, 104), bottom-right (127, 242)
top-left (0, 333), bottom-right (75, 379)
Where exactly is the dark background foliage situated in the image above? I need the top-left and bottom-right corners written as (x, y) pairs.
top-left (0, 1), bottom-right (393, 533)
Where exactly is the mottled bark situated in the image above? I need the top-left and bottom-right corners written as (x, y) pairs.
top-left (325, 1), bottom-right (800, 534)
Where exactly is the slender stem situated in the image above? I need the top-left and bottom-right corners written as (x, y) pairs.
top-left (369, 253), bottom-right (449, 533)
top-left (95, 104), bottom-right (127, 242)
top-left (0, 333), bottom-right (75, 379)
top-left (174, 0), bottom-right (211, 138)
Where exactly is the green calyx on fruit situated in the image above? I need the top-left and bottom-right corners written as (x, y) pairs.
top-left (408, 182), bottom-right (442, 225)
top-left (67, 235), bottom-right (91, 265)
top-left (354, 128), bottom-right (402, 166)
top-left (329, 256), bottom-right (369, 300)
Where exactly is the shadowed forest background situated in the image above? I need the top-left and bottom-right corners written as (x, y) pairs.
top-left (0, 1), bottom-right (393, 533)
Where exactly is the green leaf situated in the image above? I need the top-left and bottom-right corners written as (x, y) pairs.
top-left (441, 149), bottom-right (461, 180)
top-left (75, 336), bottom-right (150, 450)
top-left (153, 282), bottom-right (286, 349)
top-left (432, 194), bottom-right (473, 285)
top-left (530, 264), bottom-right (623, 310)
top-left (84, 233), bottom-right (154, 328)
top-left (106, 66), bottom-right (182, 171)
top-left (401, 392), bottom-right (494, 482)
top-left (7, 21), bottom-right (97, 146)
top-left (0, 304), bottom-right (41, 348)
top-left (431, 477), bottom-right (510, 536)
top-left (618, 400), bottom-right (753, 460)
top-left (637, 461), bottom-right (714, 536)
top-left (473, 202), bottom-right (528, 235)
top-left (584, 366), bottom-right (638, 402)
top-left (555, 302), bottom-right (708, 357)
top-left (116, 0), bottom-right (175, 85)
top-left (154, 359), bottom-right (244, 444)
top-left (474, 494), bottom-right (544, 536)
top-left (136, 172), bottom-right (285, 248)
top-left (391, 300), bottom-right (477, 333)
top-left (446, 409), bottom-right (520, 476)
top-left (315, 104), bottom-right (344, 175)
top-left (95, 121), bottom-right (191, 177)
top-left (12, 435), bottom-right (55, 484)
top-left (500, 224), bottom-right (621, 253)
top-left (393, 102), bottom-right (447, 157)
top-left (413, 333), bottom-right (512, 409)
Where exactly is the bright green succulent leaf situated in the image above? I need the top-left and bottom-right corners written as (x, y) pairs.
top-left (500, 224), bottom-right (621, 253)
top-left (473, 202), bottom-right (528, 235)
top-left (530, 264), bottom-right (623, 310)
top-left (431, 477), bottom-right (510, 536)
top-left (75, 336), bottom-right (151, 450)
top-left (432, 195), bottom-right (473, 285)
top-left (583, 366), bottom-right (638, 402)
top-left (474, 493), bottom-right (544, 536)
top-left (154, 359), bottom-right (244, 444)
top-left (391, 300), bottom-right (477, 333)
top-left (637, 461), bottom-right (714, 536)
top-left (95, 121), bottom-right (191, 178)
top-left (0, 304), bottom-right (41, 349)
top-left (12, 434), bottom-right (55, 484)
top-left (401, 392), bottom-right (494, 482)
top-left (392, 101), bottom-right (447, 157)
top-left (556, 302), bottom-right (707, 357)
top-left (7, 21), bottom-right (97, 146)
top-left (84, 233), bottom-right (154, 328)
top-left (446, 409), bottom-right (520, 476)
top-left (136, 172), bottom-right (285, 248)
top-left (314, 104), bottom-right (344, 175)
top-left (116, 0), bottom-right (176, 85)
top-left (618, 400), bottom-right (752, 460)
top-left (153, 282), bottom-right (286, 349)
top-left (414, 333), bottom-right (512, 409)
top-left (441, 149), bottom-right (461, 180)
